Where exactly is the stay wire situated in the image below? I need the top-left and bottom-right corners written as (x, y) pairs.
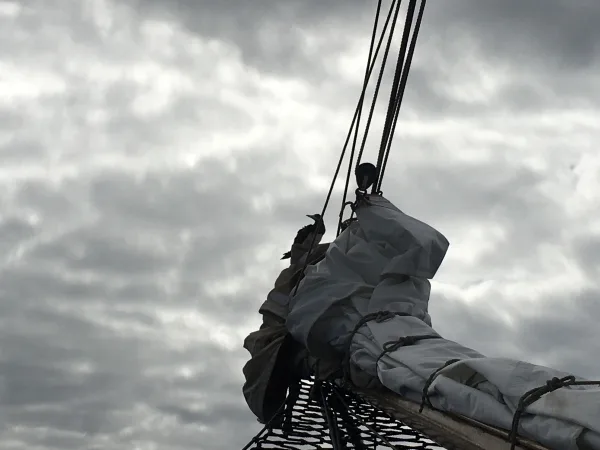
top-left (291, 2), bottom-right (391, 295)
top-left (354, 0), bottom-right (403, 170)
top-left (337, 0), bottom-right (401, 236)
top-left (337, 0), bottom-right (384, 237)
top-left (293, 0), bottom-right (421, 295)
top-left (337, 0), bottom-right (403, 235)
top-left (377, 0), bottom-right (427, 192)
top-left (373, 0), bottom-right (418, 194)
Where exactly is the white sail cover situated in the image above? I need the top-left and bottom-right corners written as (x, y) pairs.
top-left (286, 194), bottom-right (600, 450)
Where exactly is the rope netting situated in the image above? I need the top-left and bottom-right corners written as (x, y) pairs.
top-left (243, 377), bottom-right (445, 450)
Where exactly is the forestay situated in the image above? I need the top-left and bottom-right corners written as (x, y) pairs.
top-left (286, 194), bottom-right (600, 450)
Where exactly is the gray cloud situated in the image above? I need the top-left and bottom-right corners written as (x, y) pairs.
top-left (431, 286), bottom-right (600, 379)
top-left (0, 150), bottom-right (313, 447)
top-left (429, 1), bottom-right (600, 70)
top-left (0, 0), bottom-right (599, 449)
top-left (125, 0), bottom-right (600, 115)
top-left (572, 234), bottom-right (600, 279)
top-left (131, 0), bottom-right (600, 72)
top-left (129, 0), bottom-right (367, 76)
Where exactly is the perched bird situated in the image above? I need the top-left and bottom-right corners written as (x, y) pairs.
top-left (281, 214), bottom-right (326, 260)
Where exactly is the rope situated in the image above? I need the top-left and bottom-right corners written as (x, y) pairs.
top-left (341, 311), bottom-right (411, 381)
top-left (330, 384), bottom-right (402, 449)
top-left (317, 381), bottom-right (343, 450)
top-left (508, 376), bottom-right (600, 450)
top-left (240, 397), bottom-right (290, 450)
top-left (293, 0), bottom-right (405, 294)
top-left (337, 0), bottom-right (428, 233)
top-left (375, 334), bottom-right (440, 367)
top-left (292, 0), bottom-right (429, 290)
top-left (337, 0), bottom-right (402, 236)
top-left (373, 0), bottom-right (417, 194)
top-left (419, 358), bottom-right (461, 413)
top-left (354, 0), bottom-right (403, 170)
top-left (245, 377), bottom-right (442, 449)
top-left (277, 3), bottom-right (433, 444)
top-left (378, 0), bottom-right (427, 192)
top-left (372, 0), bottom-right (427, 194)
top-left (328, 390), bottom-right (368, 450)
top-left (416, 363), bottom-right (600, 449)
top-left (340, 0), bottom-right (385, 227)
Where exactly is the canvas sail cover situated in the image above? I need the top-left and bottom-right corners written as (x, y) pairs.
top-left (242, 241), bottom-right (330, 423)
top-left (286, 194), bottom-right (600, 450)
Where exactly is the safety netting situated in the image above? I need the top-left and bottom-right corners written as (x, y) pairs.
top-left (243, 377), bottom-right (445, 450)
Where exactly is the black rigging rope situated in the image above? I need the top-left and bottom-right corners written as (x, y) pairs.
top-left (243, 377), bottom-right (444, 450)
top-left (338, 0), bottom-right (387, 237)
top-left (353, 0), bottom-right (404, 172)
top-left (336, 0), bottom-right (427, 236)
top-left (507, 376), bottom-right (600, 450)
top-left (278, 6), bottom-right (433, 448)
top-left (293, 0), bottom-right (406, 294)
top-left (292, 0), bottom-right (427, 292)
top-left (377, 0), bottom-right (427, 193)
top-left (337, 0), bottom-right (403, 236)
top-left (373, 0), bottom-right (417, 193)
top-left (253, 4), bottom-right (600, 450)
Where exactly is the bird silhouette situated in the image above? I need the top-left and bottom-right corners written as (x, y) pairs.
top-left (281, 214), bottom-right (326, 260)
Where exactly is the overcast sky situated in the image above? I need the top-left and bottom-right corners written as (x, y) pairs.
top-left (1, 0), bottom-right (599, 449)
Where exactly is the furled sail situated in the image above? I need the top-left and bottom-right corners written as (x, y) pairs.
top-left (285, 194), bottom-right (600, 450)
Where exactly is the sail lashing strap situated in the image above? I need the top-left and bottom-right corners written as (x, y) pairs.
top-left (417, 363), bottom-right (600, 449)
top-left (376, 334), bottom-right (441, 368)
top-left (419, 358), bottom-right (462, 412)
top-left (341, 310), bottom-right (412, 381)
top-left (508, 376), bottom-right (600, 450)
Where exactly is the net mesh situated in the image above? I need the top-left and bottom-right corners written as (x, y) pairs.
top-left (244, 377), bottom-right (447, 450)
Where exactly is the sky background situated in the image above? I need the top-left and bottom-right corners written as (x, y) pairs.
top-left (1, 0), bottom-right (599, 449)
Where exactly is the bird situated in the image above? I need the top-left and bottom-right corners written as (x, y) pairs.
top-left (281, 214), bottom-right (326, 260)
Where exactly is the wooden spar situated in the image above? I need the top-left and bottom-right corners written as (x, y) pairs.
top-left (355, 387), bottom-right (551, 450)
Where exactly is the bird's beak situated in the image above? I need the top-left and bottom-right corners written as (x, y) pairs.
top-left (306, 214), bottom-right (320, 220)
